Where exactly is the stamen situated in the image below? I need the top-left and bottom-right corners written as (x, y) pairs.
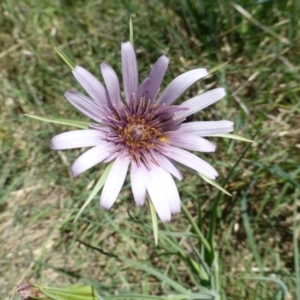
top-left (117, 115), bottom-right (165, 154)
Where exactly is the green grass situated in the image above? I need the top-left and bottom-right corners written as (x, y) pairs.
top-left (0, 0), bottom-right (299, 299)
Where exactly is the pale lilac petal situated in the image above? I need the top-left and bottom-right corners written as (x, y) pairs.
top-left (147, 55), bottom-right (169, 101)
top-left (146, 168), bottom-right (170, 222)
top-left (177, 121), bottom-right (234, 136)
top-left (157, 168), bottom-right (181, 215)
top-left (130, 161), bottom-right (146, 206)
top-left (153, 153), bottom-right (183, 180)
top-left (163, 144), bottom-right (218, 179)
top-left (71, 143), bottom-right (115, 177)
top-left (135, 78), bottom-right (150, 103)
top-left (100, 62), bottom-right (122, 105)
top-left (103, 150), bottom-right (122, 163)
top-left (100, 155), bottom-right (130, 209)
top-left (165, 131), bottom-right (216, 152)
top-left (175, 88), bottom-right (226, 119)
top-left (65, 90), bottom-right (105, 122)
top-left (156, 68), bottom-right (208, 106)
top-left (72, 66), bottom-right (107, 105)
top-left (122, 42), bottom-right (138, 102)
top-left (51, 130), bottom-right (104, 149)
top-left (146, 165), bottom-right (180, 222)
top-left (146, 164), bottom-right (180, 222)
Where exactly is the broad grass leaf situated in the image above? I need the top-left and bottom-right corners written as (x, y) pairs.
top-left (35, 284), bottom-right (97, 300)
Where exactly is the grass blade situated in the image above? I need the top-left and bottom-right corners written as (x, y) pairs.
top-left (129, 16), bottom-right (134, 45)
top-left (74, 163), bottom-right (113, 222)
top-left (208, 62), bottom-right (228, 74)
top-left (181, 203), bottom-right (211, 253)
top-left (122, 257), bottom-right (191, 295)
top-left (198, 174), bottom-right (231, 196)
top-left (294, 190), bottom-right (300, 300)
top-left (149, 198), bottom-right (159, 246)
top-left (53, 46), bottom-right (76, 70)
top-left (241, 179), bottom-right (262, 270)
top-left (206, 140), bottom-right (254, 264)
top-left (243, 276), bottom-right (289, 299)
top-left (24, 114), bottom-right (89, 129)
top-left (211, 133), bottom-right (253, 143)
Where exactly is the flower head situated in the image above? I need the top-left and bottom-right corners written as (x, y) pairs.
top-left (51, 42), bottom-right (233, 222)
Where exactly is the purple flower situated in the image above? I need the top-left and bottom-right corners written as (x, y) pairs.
top-left (51, 42), bottom-right (233, 222)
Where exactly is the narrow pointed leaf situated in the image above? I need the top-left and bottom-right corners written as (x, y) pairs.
top-left (181, 203), bottom-right (211, 253)
top-left (208, 62), bottom-right (228, 74)
top-left (34, 284), bottom-right (98, 300)
top-left (206, 139), bottom-right (254, 265)
top-left (243, 276), bottom-right (289, 299)
top-left (149, 198), bottom-right (158, 246)
top-left (129, 16), bottom-right (134, 45)
top-left (54, 46), bottom-right (76, 70)
top-left (190, 258), bottom-right (209, 281)
top-left (212, 133), bottom-right (253, 142)
top-left (198, 174), bottom-right (231, 196)
top-left (74, 163), bottom-right (113, 222)
top-left (105, 294), bottom-right (189, 300)
top-left (24, 114), bottom-right (89, 129)
top-left (121, 257), bottom-right (191, 295)
top-left (39, 291), bottom-right (95, 300)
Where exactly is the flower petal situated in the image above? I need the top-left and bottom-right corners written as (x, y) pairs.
top-left (146, 164), bottom-right (180, 222)
top-left (130, 161), bottom-right (147, 206)
top-left (72, 66), bottom-right (107, 105)
top-left (156, 68), bottom-right (208, 106)
top-left (175, 88), bottom-right (226, 119)
top-left (65, 90), bottom-right (105, 122)
top-left (135, 78), bottom-right (150, 105)
top-left (165, 131), bottom-right (216, 152)
top-left (177, 120), bottom-right (234, 136)
top-left (51, 130), bottom-right (104, 149)
top-left (100, 155), bottom-right (130, 209)
top-left (100, 62), bottom-right (122, 105)
top-left (122, 42), bottom-right (138, 102)
top-left (163, 144), bottom-right (218, 179)
top-left (152, 152), bottom-right (183, 180)
top-left (71, 143), bottom-right (114, 177)
top-left (147, 55), bottom-right (169, 101)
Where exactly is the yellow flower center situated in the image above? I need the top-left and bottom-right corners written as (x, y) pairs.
top-left (118, 115), bottom-right (164, 152)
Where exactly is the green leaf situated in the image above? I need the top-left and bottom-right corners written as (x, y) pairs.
top-left (293, 191), bottom-right (300, 299)
top-left (206, 139), bottom-right (254, 265)
top-left (129, 16), bottom-right (134, 45)
top-left (24, 114), bottom-right (89, 129)
top-left (243, 276), bottom-right (289, 299)
top-left (121, 257), bottom-right (191, 295)
top-left (149, 198), bottom-right (158, 246)
top-left (74, 163), bottom-right (113, 222)
top-left (105, 294), bottom-right (186, 300)
top-left (241, 182), bottom-right (262, 270)
top-left (34, 284), bottom-right (98, 300)
top-left (105, 294), bottom-right (212, 300)
top-left (212, 133), bottom-right (253, 143)
top-left (198, 174), bottom-right (231, 196)
top-left (190, 258), bottom-right (209, 281)
top-left (181, 203), bottom-right (211, 253)
top-left (208, 62), bottom-right (228, 74)
top-left (53, 46), bottom-right (76, 70)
